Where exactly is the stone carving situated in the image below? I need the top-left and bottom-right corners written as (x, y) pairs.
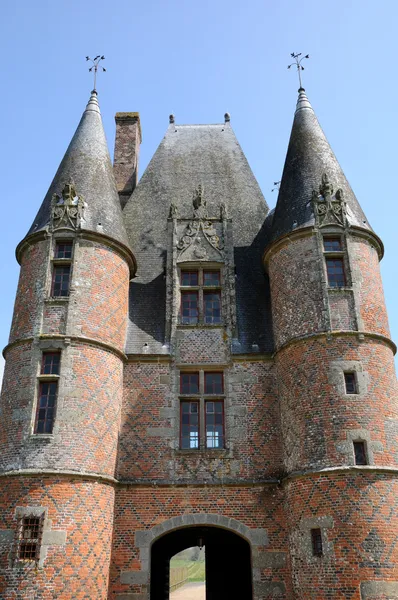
top-left (312, 173), bottom-right (346, 226)
top-left (169, 202), bottom-right (178, 219)
top-left (176, 186), bottom-right (224, 259)
top-left (51, 184), bottom-right (84, 230)
top-left (220, 202), bottom-right (228, 220)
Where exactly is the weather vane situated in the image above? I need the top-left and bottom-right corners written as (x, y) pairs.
top-left (287, 52), bottom-right (309, 90)
top-left (271, 181), bottom-right (281, 193)
top-left (86, 55), bottom-right (106, 92)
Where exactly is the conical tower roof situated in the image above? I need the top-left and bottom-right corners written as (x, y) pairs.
top-left (26, 91), bottom-right (130, 248)
top-left (269, 88), bottom-right (371, 243)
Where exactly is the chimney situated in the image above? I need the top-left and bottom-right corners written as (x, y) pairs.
top-left (113, 112), bottom-right (142, 208)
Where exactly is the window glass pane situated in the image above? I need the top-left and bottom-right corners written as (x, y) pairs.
top-left (35, 382), bottom-right (57, 434)
top-left (204, 372), bottom-right (223, 394)
top-left (181, 271), bottom-right (198, 286)
top-left (180, 401), bottom-right (199, 449)
top-left (344, 372), bottom-right (357, 394)
top-left (180, 373), bottom-right (199, 394)
top-left (181, 292), bottom-right (199, 324)
top-left (55, 242), bottom-right (73, 259)
top-left (204, 292), bottom-right (221, 324)
top-left (205, 400), bottom-right (224, 448)
top-left (42, 353), bottom-right (60, 375)
top-left (323, 238), bottom-right (342, 252)
top-left (204, 271), bottom-right (220, 286)
top-left (326, 259), bottom-right (345, 287)
top-left (311, 528), bottom-right (323, 556)
top-left (52, 266), bottom-right (71, 297)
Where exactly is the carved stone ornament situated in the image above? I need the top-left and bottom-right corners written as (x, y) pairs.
top-left (312, 173), bottom-right (346, 226)
top-left (176, 186), bottom-right (224, 259)
top-left (51, 183), bottom-right (85, 230)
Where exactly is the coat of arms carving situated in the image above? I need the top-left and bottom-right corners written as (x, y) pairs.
top-left (312, 173), bottom-right (346, 226)
top-left (51, 183), bottom-right (85, 230)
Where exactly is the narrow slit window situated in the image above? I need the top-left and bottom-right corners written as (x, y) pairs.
top-left (344, 372), bottom-right (357, 394)
top-left (205, 401), bottom-right (224, 448)
top-left (354, 441), bottom-right (368, 465)
top-left (41, 352), bottom-right (61, 375)
top-left (52, 265), bottom-right (71, 297)
top-left (180, 401), bottom-right (199, 449)
top-left (17, 515), bottom-right (43, 561)
top-left (311, 528), bottom-right (323, 557)
top-left (35, 382), bottom-right (57, 434)
top-left (326, 258), bottom-right (345, 288)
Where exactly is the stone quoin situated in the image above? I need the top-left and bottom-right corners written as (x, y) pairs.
top-left (0, 86), bottom-right (397, 599)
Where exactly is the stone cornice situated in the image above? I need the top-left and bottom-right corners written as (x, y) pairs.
top-left (3, 334), bottom-right (127, 361)
top-left (275, 330), bottom-right (397, 356)
top-left (262, 224), bottom-right (384, 267)
top-left (15, 228), bottom-right (137, 276)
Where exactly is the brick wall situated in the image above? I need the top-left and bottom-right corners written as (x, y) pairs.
top-left (277, 336), bottom-right (398, 473)
top-left (285, 472), bottom-right (398, 599)
top-left (0, 477), bottom-right (114, 600)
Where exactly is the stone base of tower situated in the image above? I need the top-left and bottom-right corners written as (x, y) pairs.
top-left (108, 484), bottom-right (293, 599)
top-left (0, 476), bottom-right (115, 600)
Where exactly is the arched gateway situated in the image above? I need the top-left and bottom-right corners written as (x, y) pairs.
top-left (151, 525), bottom-right (252, 600)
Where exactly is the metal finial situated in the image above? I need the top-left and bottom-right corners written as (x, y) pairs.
top-left (86, 55), bottom-right (106, 91)
top-left (224, 112), bottom-right (231, 122)
top-left (287, 52), bottom-right (309, 90)
top-left (271, 181), bottom-right (281, 193)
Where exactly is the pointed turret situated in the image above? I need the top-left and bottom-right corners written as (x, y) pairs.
top-left (26, 90), bottom-right (130, 249)
top-left (269, 88), bottom-right (371, 243)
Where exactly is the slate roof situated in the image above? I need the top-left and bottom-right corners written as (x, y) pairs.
top-left (123, 120), bottom-right (274, 354)
top-left (26, 91), bottom-right (130, 249)
top-left (269, 89), bottom-right (371, 243)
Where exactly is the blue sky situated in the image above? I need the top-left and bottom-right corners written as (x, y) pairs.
top-left (0, 0), bottom-right (397, 377)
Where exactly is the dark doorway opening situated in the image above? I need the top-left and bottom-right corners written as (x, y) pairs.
top-left (150, 526), bottom-right (252, 600)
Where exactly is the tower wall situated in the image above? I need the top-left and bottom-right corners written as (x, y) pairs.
top-left (0, 234), bottom-right (130, 599)
top-left (266, 230), bottom-right (398, 598)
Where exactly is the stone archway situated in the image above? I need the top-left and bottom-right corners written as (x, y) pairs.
top-left (126, 514), bottom-right (272, 600)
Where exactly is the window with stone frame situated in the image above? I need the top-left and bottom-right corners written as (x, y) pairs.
top-left (179, 370), bottom-right (225, 449)
top-left (179, 267), bottom-right (222, 325)
top-left (34, 352), bottom-right (60, 434)
top-left (323, 236), bottom-right (347, 288)
top-left (344, 372), bottom-right (357, 394)
top-left (51, 240), bottom-right (73, 297)
top-left (311, 528), bottom-right (323, 557)
top-left (353, 440), bottom-right (368, 465)
top-left (15, 514), bottom-right (44, 562)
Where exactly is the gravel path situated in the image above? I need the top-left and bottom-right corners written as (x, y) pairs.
top-left (170, 582), bottom-right (205, 600)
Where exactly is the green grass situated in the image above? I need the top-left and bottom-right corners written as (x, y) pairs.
top-left (170, 559), bottom-right (205, 583)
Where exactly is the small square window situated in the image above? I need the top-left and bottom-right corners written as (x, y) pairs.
top-left (326, 258), bottom-right (345, 288)
top-left (41, 352), bottom-right (60, 375)
top-left (311, 528), bottom-right (323, 557)
top-left (204, 291), bottom-right (221, 324)
top-left (205, 401), bottom-right (224, 448)
top-left (55, 242), bottom-right (73, 259)
top-left (354, 441), bottom-right (368, 465)
top-left (180, 373), bottom-right (199, 394)
top-left (180, 401), bottom-right (199, 449)
top-left (204, 372), bottom-right (224, 394)
top-left (204, 270), bottom-right (220, 286)
top-left (181, 271), bottom-right (198, 286)
top-left (323, 238), bottom-right (342, 252)
top-left (344, 372), bottom-right (357, 394)
top-left (52, 265), bottom-right (71, 297)
top-left (181, 291), bottom-right (199, 324)
top-left (17, 515), bottom-right (43, 561)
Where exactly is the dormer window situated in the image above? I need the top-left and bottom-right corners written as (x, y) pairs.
top-left (180, 267), bottom-right (222, 325)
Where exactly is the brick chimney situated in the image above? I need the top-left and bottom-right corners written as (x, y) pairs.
top-left (113, 112), bottom-right (142, 208)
